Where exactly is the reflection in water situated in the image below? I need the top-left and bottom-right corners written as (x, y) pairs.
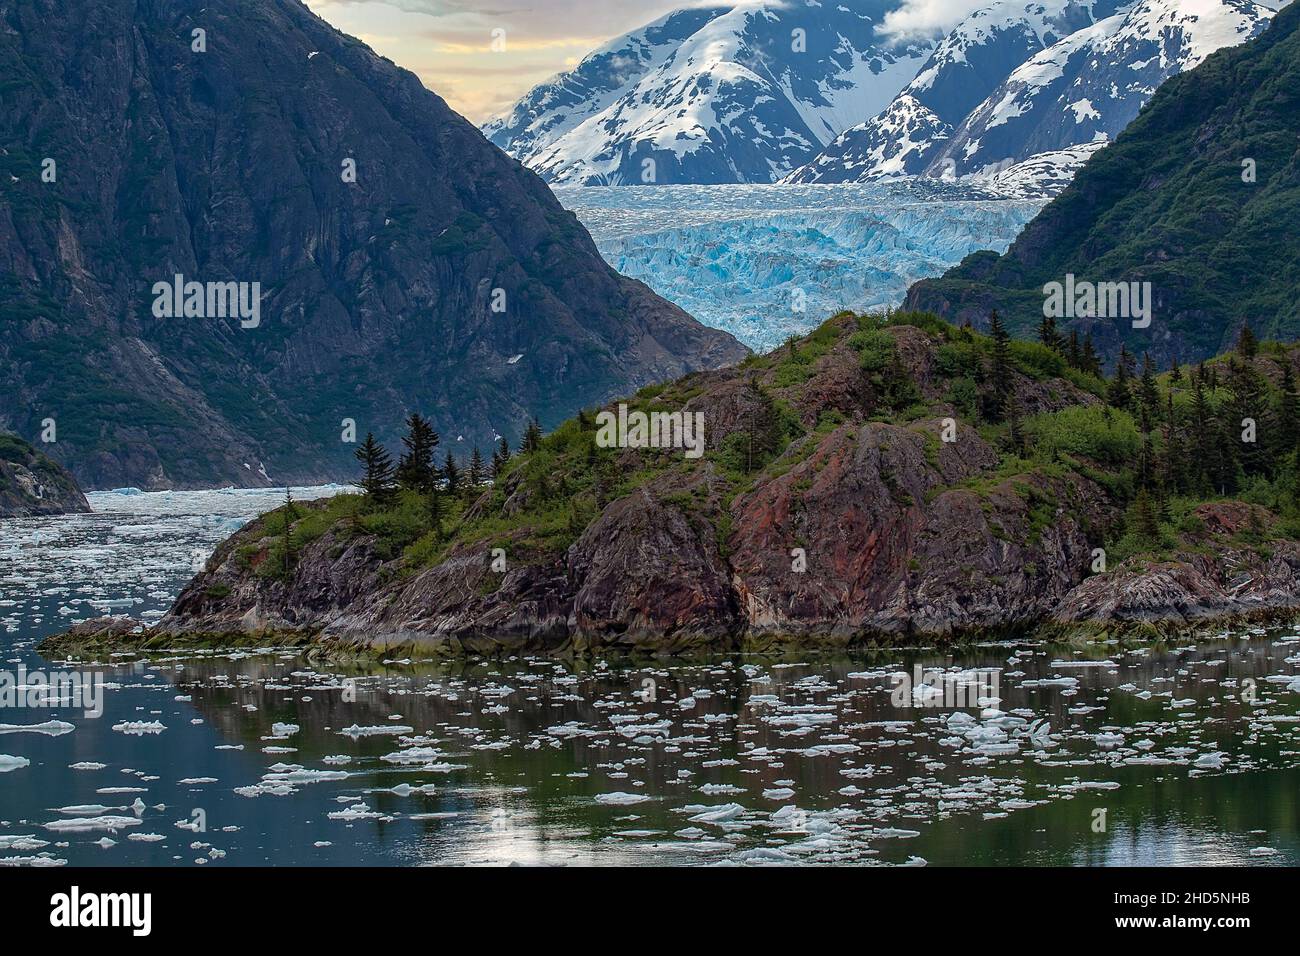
top-left (2, 489), bottom-right (1300, 866)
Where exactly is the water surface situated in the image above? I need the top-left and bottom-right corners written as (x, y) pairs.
top-left (2, 489), bottom-right (1299, 866)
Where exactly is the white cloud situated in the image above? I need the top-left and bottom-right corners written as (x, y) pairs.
top-left (876, 0), bottom-right (988, 41)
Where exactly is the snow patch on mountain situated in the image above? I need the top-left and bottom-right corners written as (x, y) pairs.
top-left (935, 0), bottom-right (1280, 177)
top-left (790, 0), bottom-right (1284, 187)
top-left (486, 2), bottom-right (934, 185)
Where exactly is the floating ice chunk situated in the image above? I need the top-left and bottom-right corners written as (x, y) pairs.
top-left (1018, 677), bottom-right (1079, 689)
top-left (327, 803), bottom-right (385, 821)
top-left (0, 835), bottom-right (48, 851)
top-left (112, 721), bottom-right (165, 736)
top-left (340, 724), bottom-right (414, 737)
top-left (687, 803), bottom-right (746, 824)
top-left (0, 855), bottom-right (67, 867)
top-left (595, 792), bottom-right (651, 806)
top-left (0, 720), bottom-right (74, 736)
top-left (52, 805), bottom-right (119, 815)
top-left (0, 755), bottom-right (30, 773)
top-left (263, 769), bottom-right (350, 784)
top-left (44, 815), bottom-right (143, 833)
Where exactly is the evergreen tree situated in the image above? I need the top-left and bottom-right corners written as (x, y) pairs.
top-left (1067, 329), bottom-right (1081, 370)
top-left (1108, 364), bottom-right (1131, 410)
top-left (354, 432), bottom-right (396, 507)
top-left (1107, 345), bottom-right (1135, 410)
top-left (1237, 323), bottom-right (1259, 361)
top-left (738, 374), bottom-right (782, 472)
top-left (396, 412), bottom-right (440, 494)
top-left (1037, 315), bottom-right (1063, 354)
top-left (1164, 392), bottom-right (1185, 495)
top-left (986, 310), bottom-right (1013, 422)
top-left (1081, 334), bottom-right (1102, 377)
top-left (1133, 488), bottom-right (1160, 541)
top-left (468, 445), bottom-right (487, 487)
top-left (1210, 410), bottom-right (1241, 496)
top-left (1228, 358), bottom-right (1269, 477)
top-left (1275, 363), bottom-right (1300, 454)
top-left (493, 436), bottom-right (510, 479)
top-left (1138, 352), bottom-right (1160, 417)
top-left (426, 482), bottom-right (444, 536)
top-left (1137, 407), bottom-right (1154, 489)
top-left (522, 418), bottom-right (543, 453)
top-left (443, 451), bottom-right (461, 495)
top-left (281, 485), bottom-right (298, 576)
top-left (1190, 381), bottom-right (1215, 495)
top-left (1169, 356), bottom-right (1182, 385)
top-left (1005, 392), bottom-right (1025, 457)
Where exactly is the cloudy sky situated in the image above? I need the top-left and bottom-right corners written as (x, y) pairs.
top-left (304, 1), bottom-right (977, 125)
top-left (305, 0), bottom-right (687, 123)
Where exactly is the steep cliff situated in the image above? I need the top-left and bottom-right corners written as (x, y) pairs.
top-left (0, 0), bottom-right (744, 490)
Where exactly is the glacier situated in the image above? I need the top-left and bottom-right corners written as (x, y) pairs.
top-left (557, 182), bottom-right (1042, 352)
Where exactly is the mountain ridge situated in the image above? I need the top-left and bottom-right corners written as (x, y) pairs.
top-left (904, 0), bottom-right (1300, 367)
top-left (789, 0), bottom-right (1282, 185)
top-left (0, 0), bottom-right (745, 490)
top-left (484, 1), bottom-right (934, 185)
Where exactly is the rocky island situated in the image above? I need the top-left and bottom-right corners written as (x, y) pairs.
top-left (0, 433), bottom-right (90, 518)
top-left (42, 310), bottom-right (1300, 658)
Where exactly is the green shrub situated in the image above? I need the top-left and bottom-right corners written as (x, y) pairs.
top-left (1023, 405), bottom-right (1141, 465)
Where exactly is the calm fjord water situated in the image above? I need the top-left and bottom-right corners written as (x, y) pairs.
top-left (2, 489), bottom-right (1299, 866)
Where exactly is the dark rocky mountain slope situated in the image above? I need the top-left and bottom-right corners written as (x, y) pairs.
top-left (0, 432), bottom-right (89, 517)
top-left (0, 0), bottom-right (744, 490)
top-left (905, 1), bottom-right (1300, 368)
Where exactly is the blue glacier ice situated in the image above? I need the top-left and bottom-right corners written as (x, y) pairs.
top-left (556, 182), bottom-right (1042, 352)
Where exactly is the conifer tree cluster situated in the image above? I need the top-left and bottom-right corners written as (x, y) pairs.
top-left (353, 413), bottom-right (507, 529)
top-left (1030, 319), bottom-right (1300, 542)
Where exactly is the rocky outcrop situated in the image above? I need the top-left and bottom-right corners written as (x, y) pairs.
top-left (0, 433), bottom-right (90, 518)
top-left (0, 0), bottom-right (744, 490)
top-left (1050, 504), bottom-right (1300, 636)
top-left (40, 315), bottom-right (1300, 660)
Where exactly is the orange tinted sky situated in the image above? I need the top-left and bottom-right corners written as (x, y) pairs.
top-left (305, 0), bottom-right (686, 124)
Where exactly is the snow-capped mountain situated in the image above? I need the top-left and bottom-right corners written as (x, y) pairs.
top-left (484, 1), bottom-right (934, 185)
top-left (789, 0), bottom-right (1285, 184)
top-left (786, 0), bottom-right (1125, 181)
